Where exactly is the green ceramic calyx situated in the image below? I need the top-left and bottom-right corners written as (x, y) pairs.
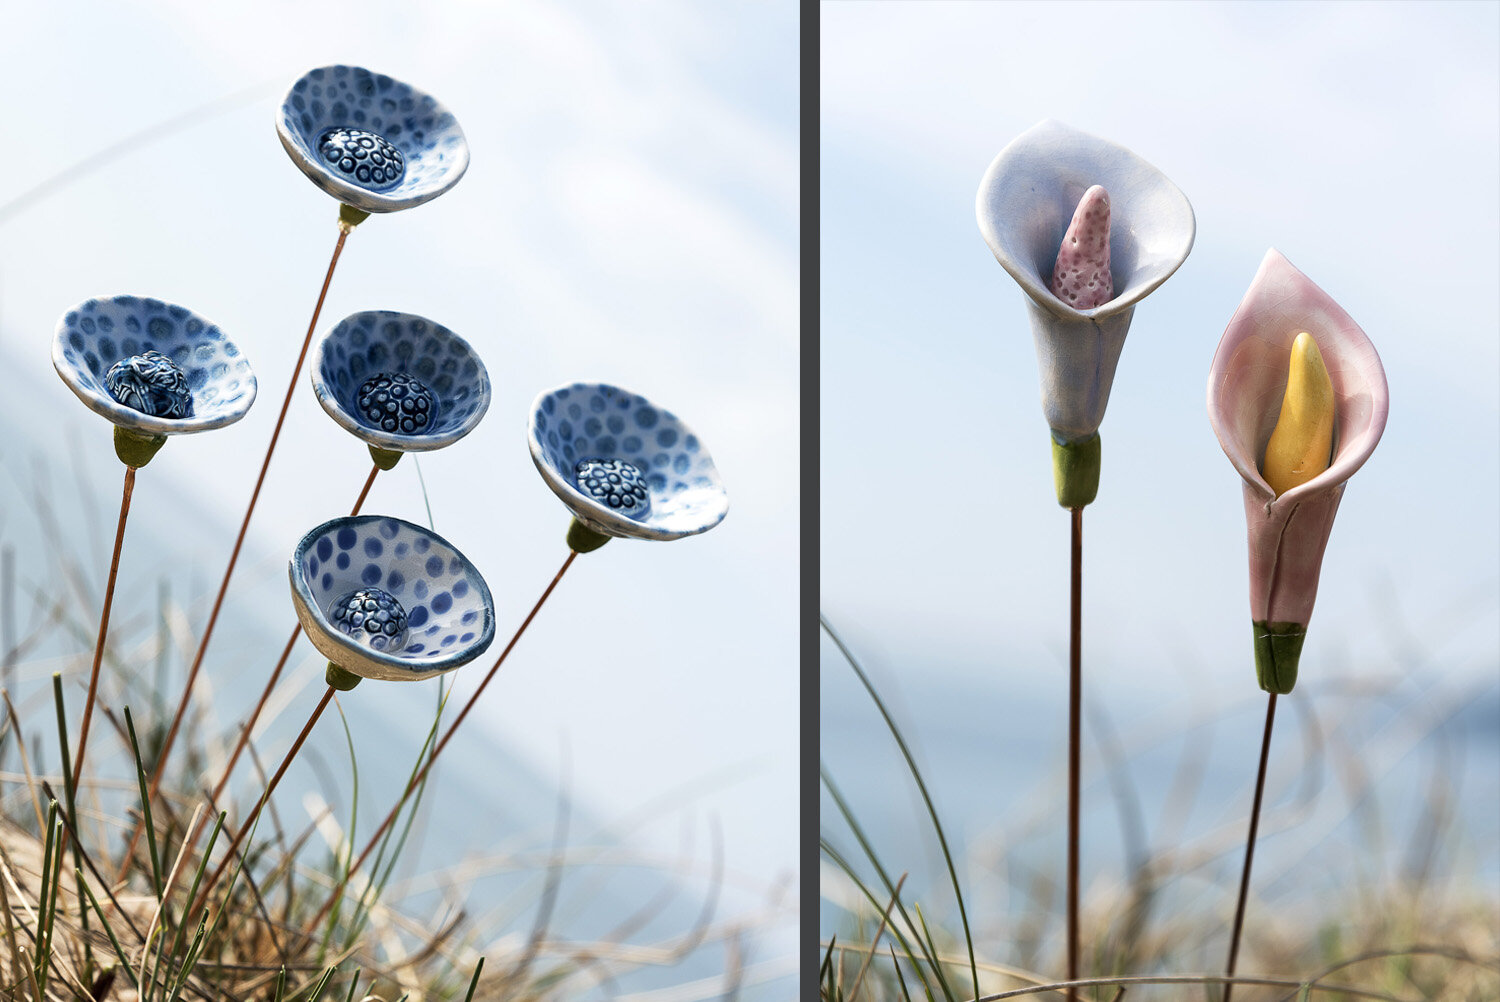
top-left (1051, 431), bottom-right (1100, 509)
top-left (1253, 621), bottom-right (1306, 695)
top-left (114, 426), bottom-right (168, 468)
top-left (566, 518), bottom-right (612, 554)
top-left (325, 662), bottom-right (363, 691)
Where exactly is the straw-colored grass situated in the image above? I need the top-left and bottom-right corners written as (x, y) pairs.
top-left (820, 616), bottom-right (1500, 1002)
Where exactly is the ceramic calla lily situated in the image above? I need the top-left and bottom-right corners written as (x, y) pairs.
top-left (977, 119), bottom-right (1195, 505)
top-left (1208, 249), bottom-right (1389, 694)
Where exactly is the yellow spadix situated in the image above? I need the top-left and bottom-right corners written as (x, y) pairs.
top-left (1262, 332), bottom-right (1334, 496)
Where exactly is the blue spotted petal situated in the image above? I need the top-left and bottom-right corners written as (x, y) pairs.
top-left (311, 311), bottom-right (490, 452)
top-left (527, 382), bottom-right (729, 541)
top-left (276, 65), bottom-right (468, 213)
top-left (52, 295), bottom-right (257, 436)
top-left (290, 515), bottom-right (495, 682)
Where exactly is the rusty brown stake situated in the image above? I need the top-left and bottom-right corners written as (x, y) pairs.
top-left (192, 685), bottom-right (336, 916)
top-left (120, 222), bottom-right (353, 878)
top-left (1223, 692), bottom-right (1278, 1002)
top-left (302, 548), bottom-right (579, 938)
top-left (151, 463), bottom-right (382, 899)
top-left (71, 465), bottom-right (137, 794)
top-left (1066, 505), bottom-right (1082, 1002)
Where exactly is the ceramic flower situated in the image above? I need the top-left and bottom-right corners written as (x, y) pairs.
top-left (1207, 249), bottom-right (1389, 694)
top-left (53, 295), bottom-right (257, 465)
top-left (527, 382), bottom-right (728, 545)
top-left (276, 65), bottom-right (469, 214)
top-left (976, 120), bottom-right (1195, 499)
top-left (311, 311), bottom-right (490, 468)
top-left (290, 515), bottom-right (495, 685)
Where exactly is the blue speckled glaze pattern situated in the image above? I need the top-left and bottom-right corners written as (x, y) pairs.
top-left (52, 295), bottom-right (257, 436)
top-left (276, 65), bottom-right (468, 213)
top-left (290, 515), bottom-right (495, 683)
top-left (527, 383), bottom-right (729, 541)
top-left (312, 311), bottom-right (490, 452)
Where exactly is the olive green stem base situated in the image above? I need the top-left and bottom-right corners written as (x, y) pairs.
top-left (1253, 621), bottom-right (1306, 694)
top-left (1051, 432), bottom-right (1100, 508)
top-left (338, 204), bottom-right (371, 231)
top-left (325, 662), bottom-right (362, 691)
top-left (368, 445), bottom-right (404, 471)
top-left (113, 427), bottom-right (167, 468)
top-left (566, 518), bottom-right (612, 554)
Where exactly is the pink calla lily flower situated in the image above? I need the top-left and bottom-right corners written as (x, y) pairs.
top-left (1208, 249), bottom-right (1389, 693)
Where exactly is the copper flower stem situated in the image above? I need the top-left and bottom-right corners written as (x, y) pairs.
top-left (138, 223), bottom-right (352, 830)
top-left (211, 462), bottom-right (379, 802)
top-left (70, 465), bottom-right (136, 794)
top-left (1223, 692), bottom-right (1278, 1002)
top-left (154, 462), bottom-right (382, 899)
top-left (302, 548), bottom-right (579, 938)
top-left (192, 685), bottom-right (336, 917)
top-left (1066, 505), bottom-right (1082, 1002)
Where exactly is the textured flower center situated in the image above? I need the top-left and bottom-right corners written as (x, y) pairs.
top-left (575, 458), bottom-right (651, 519)
top-left (357, 372), bottom-right (435, 434)
top-left (330, 587), bottom-right (408, 652)
top-left (318, 128), bottom-right (406, 190)
top-left (105, 350), bottom-right (194, 419)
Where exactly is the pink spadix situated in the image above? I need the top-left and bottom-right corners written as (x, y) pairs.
top-left (1049, 185), bottom-right (1113, 310)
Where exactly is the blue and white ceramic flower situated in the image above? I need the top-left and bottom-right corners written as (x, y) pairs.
top-left (276, 65), bottom-right (469, 214)
top-left (311, 311), bottom-right (490, 455)
top-left (290, 515), bottom-right (495, 683)
top-left (528, 382), bottom-right (729, 542)
top-left (53, 295), bottom-right (257, 437)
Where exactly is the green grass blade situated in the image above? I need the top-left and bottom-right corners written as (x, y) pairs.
top-left (125, 707), bottom-right (164, 897)
top-left (821, 836), bottom-right (945, 1002)
top-left (76, 868), bottom-right (140, 993)
top-left (822, 767), bottom-right (956, 1002)
top-left (822, 614), bottom-right (980, 998)
top-left (51, 674), bottom-right (95, 980)
top-left (463, 957), bottom-right (485, 1002)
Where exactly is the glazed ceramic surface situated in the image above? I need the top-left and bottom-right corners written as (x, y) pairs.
top-left (976, 120), bottom-right (1195, 443)
top-left (1208, 248), bottom-right (1388, 628)
top-left (528, 382), bottom-right (728, 541)
top-left (290, 515), bottom-right (495, 682)
top-left (52, 295), bottom-right (256, 436)
top-left (311, 311), bottom-right (490, 453)
top-left (276, 65), bottom-right (469, 213)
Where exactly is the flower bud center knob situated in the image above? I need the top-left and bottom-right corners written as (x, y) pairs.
top-left (1262, 332), bottom-right (1335, 496)
top-left (318, 127), bottom-right (406, 190)
top-left (1049, 184), bottom-right (1113, 309)
top-left (357, 372), bottom-right (436, 434)
top-left (575, 458), bottom-right (652, 520)
top-left (105, 350), bottom-right (194, 419)
top-left (330, 587), bottom-right (408, 652)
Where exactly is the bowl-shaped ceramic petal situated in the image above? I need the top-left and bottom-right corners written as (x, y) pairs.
top-left (311, 311), bottom-right (490, 453)
top-left (290, 515), bottom-right (495, 682)
top-left (977, 119), bottom-right (1196, 442)
top-left (528, 383), bottom-right (728, 541)
top-left (276, 65), bottom-right (469, 213)
top-left (53, 295), bottom-right (257, 436)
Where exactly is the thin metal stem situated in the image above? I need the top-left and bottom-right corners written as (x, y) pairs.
top-left (302, 549), bottom-right (579, 938)
top-left (71, 465), bottom-right (136, 793)
top-left (209, 463), bottom-right (379, 805)
top-left (158, 464), bottom-right (383, 894)
top-left (192, 685), bottom-right (336, 918)
top-left (1223, 692), bottom-right (1278, 1002)
top-left (1066, 505), bottom-right (1082, 1002)
top-left (120, 223), bottom-right (351, 879)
